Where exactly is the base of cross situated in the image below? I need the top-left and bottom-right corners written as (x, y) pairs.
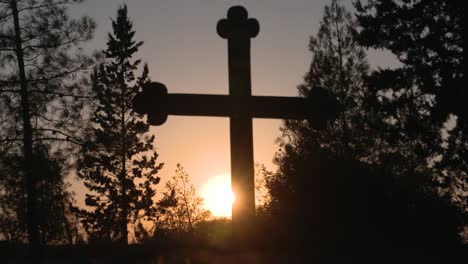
top-left (232, 215), bottom-right (256, 247)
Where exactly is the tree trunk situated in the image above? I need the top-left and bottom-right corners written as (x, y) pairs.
top-left (182, 182), bottom-right (193, 231)
top-left (334, 4), bottom-right (347, 159)
top-left (120, 71), bottom-right (128, 245)
top-left (61, 202), bottom-right (74, 245)
top-left (10, 0), bottom-right (41, 261)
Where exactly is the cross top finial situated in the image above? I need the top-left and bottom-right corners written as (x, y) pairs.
top-left (217, 6), bottom-right (259, 39)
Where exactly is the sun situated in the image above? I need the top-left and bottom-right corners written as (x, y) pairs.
top-left (202, 174), bottom-right (235, 218)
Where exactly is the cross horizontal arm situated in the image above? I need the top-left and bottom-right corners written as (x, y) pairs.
top-left (133, 82), bottom-right (340, 127)
top-left (134, 90), bottom-right (340, 129)
top-left (160, 94), bottom-right (315, 119)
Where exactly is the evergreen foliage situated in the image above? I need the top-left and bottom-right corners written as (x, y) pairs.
top-left (354, 0), bottom-right (466, 218)
top-left (278, 0), bottom-right (371, 160)
top-left (77, 5), bottom-right (162, 245)
top-left (264, 0), bottom-right (375, 247)
top-left (272, 0), bottom-right (372, 219)
top-left (0, 0), bottom-right (95, 255)
top-left (260, 0), bottom-right (465, 255)
top-left (0, 148), bottom-right (83, 245)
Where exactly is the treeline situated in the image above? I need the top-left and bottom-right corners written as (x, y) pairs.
top-left (1, 0), bottom-right (96, 252)
top-left (254, 0), bottom-right (466, 258)
top-left (0, 0), bottom-right (466, 261)
top-left (0, 0), bottom-right (216, 252)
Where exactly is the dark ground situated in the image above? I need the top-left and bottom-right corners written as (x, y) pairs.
top-left (1, 242), bottom-right (466, 264)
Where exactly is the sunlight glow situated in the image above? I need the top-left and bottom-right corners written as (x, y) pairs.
top-left (202, 174), bottom-right (234, 217)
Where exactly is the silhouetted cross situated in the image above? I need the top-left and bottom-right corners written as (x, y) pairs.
top-left (133, 6), bottom-right (339, 241)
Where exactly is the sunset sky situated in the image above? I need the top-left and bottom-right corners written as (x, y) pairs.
top-left (70, 0), bottom-right (399, 216)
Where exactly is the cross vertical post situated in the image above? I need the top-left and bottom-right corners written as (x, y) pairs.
top-left (217, 6), bottom-right (259, 241)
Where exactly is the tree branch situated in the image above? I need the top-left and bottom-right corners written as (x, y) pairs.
top-left (33, 137), bottom-right (82, 145)
top-left (29, 89), bottom-right (93, 99)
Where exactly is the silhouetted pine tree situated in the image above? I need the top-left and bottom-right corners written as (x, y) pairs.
top-left (260, 0), bottom-right (464, 256)
top-left (0, 155), bottom-right (27, 242)
top-left (278, 0), bottom-right (370, 161)
top-left (354, 0), bottom-right (466, 217)
top-left (0, 0), bottom-right (95, 257)
top-left (272, 0), bottom-right (372, 216)
top-left (77, 5), bottom-right (162, 244)
top-left (266, 0), bottom-right (373, 248)
top-left (33, 147), bottom-right (83, 245)
top-left (0, 148), bottom-right (83, 245)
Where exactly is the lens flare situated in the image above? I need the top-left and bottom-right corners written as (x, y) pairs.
top-left (202, 174), bottom-right (234, 217)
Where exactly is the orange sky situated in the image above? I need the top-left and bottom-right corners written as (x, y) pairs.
top-left (70, 0), bottom-right (399, 213)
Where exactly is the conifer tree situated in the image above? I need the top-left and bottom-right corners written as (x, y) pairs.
top-left (0, 0), bottom-right (95, 257)
top-left (264, 1), bottom-right (372, 242)
top-left (262, 0), bottom-right (464, 251)
top-left (77, 5), bottom-right (162, 244)
top-left (354, 0), bottom-right (466, 214)
top-left (0, 148), bottom-right (83, 245)
top-left (278, 0), bottom-right (370, 162)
